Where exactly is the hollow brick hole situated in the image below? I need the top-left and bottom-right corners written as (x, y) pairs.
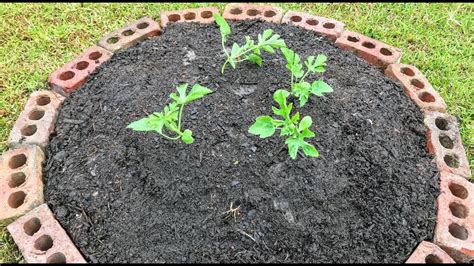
top-left (418, 92), bottom-right (435, 103)
top-left (400, 67), bottom-right (415, 76)
top-left (380, 47), bottom-right (393, 56)
top-left (24, 217), bottom-right (41, 236)
top-left (8, 191), bottom-right (26, 208)
top-left (168, 14), bottom-right (181, 22)
top-left (8, 153), bottom-right (27, 169)
top-left (21, 124), bottom-right (37, 137)
top-left (448, 223), bottom-right (468, 240)
top-left (230, 8), bottom-right (242, 15)
top-left (246, 9), bottom-right (261, 16)
top-left (121, 29), bottom-right (134, 36)
top-left (425, 254), bottom-right (442, 264)
top-left (34, 234), bottom-right (54, 251)
top-left (306, 19), bottom-right (318, 26)
top-left (8, 172), bottom-right (26, 188)
top-left (411, 79), bottom-right (425, 90)
top-left (435, 117), bottom-right (449, 131)
top-left (362, 41), bottom-right (376, 49)
top-left (106, 36), bottom-right (119, 44)
top-left (36, 95), bottom-right (51, 106)
top-left (28, 109), bottom-right (45, 121)
top-left (444, 154), bottom-right (460, 168)
top-left (449, 182), bottom-right (468, 199)
top-left (58, 71), bottom-right (75, 81)
top-left (347, 36), bottom-right (359, 42)
top-left (88, 51), bottom-right (103, 60)
top-left (47, 252), bottom-right (67, 264)
top-left (136, 22), bottom-right (149, 29)
top-left (438, 134), bottom-right (454, 149)
top-left (264, 10), bottom-right (276, 17)
top-left (184, 12), bottom-right (196, 20)
top-left (323, 22), bottom-right (335, 29)
top-left (290, 16), bottom-right (302, 22)
top-left (449, 202), bottom-right (468, 219)
top-left (75, 61), bottom-right (89, 70)
top-left (201, 11), bottom-right (213, 19)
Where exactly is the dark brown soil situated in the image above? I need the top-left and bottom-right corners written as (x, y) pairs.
top-left (44, 20), bottom-right (440, 263)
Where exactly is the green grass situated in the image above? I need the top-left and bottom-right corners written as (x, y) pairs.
top-left (0, 3), bottom-right (472, 263)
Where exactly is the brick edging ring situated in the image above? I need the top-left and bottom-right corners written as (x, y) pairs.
top-left (0, 3), bottom-right (472, 264)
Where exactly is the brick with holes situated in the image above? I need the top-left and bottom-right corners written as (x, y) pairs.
top-left (385, 64), bottom-right (447, 112)
top-left (97, 17), bottom-right (161, 53)
top-left (0, 146), bottom-right (44, 226)
top-left (223, 3), bottom-right (283, 23)
top-left (424, 111), bottom-right (471, 179)
top-left (434, 172), bottom-right (474, 263)
top-left (335, 30), bottom-right (401, 69)
top-left (282, 11), bottom-right (344, 41)
top-left (48, 45), bottom-right (112, 96)
top-left (7, 203), bottom-right (86, 263)
top-left (160, 7), bottom-right (219, 28)
top-left (405, 241), bottom-right (455, 263)
top-left (7, 90), bottom-right (65, 149)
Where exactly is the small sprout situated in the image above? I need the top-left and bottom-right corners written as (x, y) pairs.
top-left (281, 47), bottom-right (333, 107)
top-left (127, 83), bottom-right (213, 144)
top-left (249, 89), bottom-right (319, 159)
top-left (213, 13), bottom-right (287, 74)
top-left (222, 201), bottom-right (242, 221)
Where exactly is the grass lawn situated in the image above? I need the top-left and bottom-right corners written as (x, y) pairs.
top-left (0, 2), bottom-right (472, 263)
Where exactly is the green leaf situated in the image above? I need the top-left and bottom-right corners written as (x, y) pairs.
top-left (300, 128), bottom-right (315, 138)
top-left (228, 58), bottom-right (236, 69)
top-left (248, 116), bottom-right (276, 138)
top-left (299, 116), bottom-right (312, 131)
top-left (181, 129), bottom-right (194, 144)
top-left (262, 29), bottom-right (273, 40)
top-left (314, 54), bottom-right (327, 73)
top-left (311, 80), bottom-right (333, 96)
top-left (272, 89), bottom-right (290, 107)
top-left (246, 53), bottom-right (262, 66)
top-left (127, 117), bottom-right (151, 131)
top-left (261, 45), bottom-right (275, 53)
top-left (213, 13), bottom-right (230, 43)
top-left (185, 84), bottom-right (213, 104)
top-left (302, 141), bottom-right (319, 157)
top-left (281, 47), bottom-right (304, 78)
top-left (170, 83), bottom-right (188, 104)
top-left (127, 114), bottom-right (164, 134)
top-left (285, 137), bottom-right (302, 159)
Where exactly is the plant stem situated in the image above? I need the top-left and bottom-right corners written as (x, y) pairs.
top-left (177, 104), bottom-right (184, 131)
top-left (160, 132), bottom-right (181, 141)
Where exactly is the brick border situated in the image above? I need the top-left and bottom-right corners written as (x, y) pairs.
top-left (1, 4), bottom-right (471, 264)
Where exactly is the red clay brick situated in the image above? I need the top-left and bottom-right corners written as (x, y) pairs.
top-left (48, 45), bottom-right (112, 96)
top-left (335, 30), bottom-right (401, 69)
top-left (434, 172), bottom-right (474, 262)
top-left (7, 90), bottom-right (65, 149)
top-left (385, 64), bottom-right (447, 112)
top-left (97, 17), bottom-right (161, 53)
top-left (0, 146), bottom-right (44, 226)
top-left (405, 241), bottom-right (455, 263)
top-left (160, 7), bottom-right (220, 28)
top-left (223, 3), bottom-right (283, 24)
top-left (7, 203), bottom-right (86, 263)
top-left (282, 11), bottom-right (344, 42)
top-left (424, 111), bottom-right (471, 179)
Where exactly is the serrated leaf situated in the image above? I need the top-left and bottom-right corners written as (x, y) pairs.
top-left (230, 43), bottom-right (241, 58)
top-left (314, 54), bottom-right (327, 73)
top-left (185, 84), bottom-right (213, 104)
top-left (291, 112), bottom-right (300, 123)
top-left (246, 53), bottom-right (262, 66)
top-left (127, 117), bottom-right (151, 131)
top-left (262, 29), bottom-right (273, 40)
top-left (311, 80), bottom-right (333, 96)
top-left (285, 137), bottom-right (302, 159)
top-left (272, 89), bottom-right (290, 107)
top-left (228, 58), bottom-right (236, 69)
top-left (300, 128), bottom-right (315, 138)
top-left (248, 116), bottom-right (276, 138)
top-left (213, 13), bottom-right (230, 43)
top-left (171, 83), bottom-right (188, 104)
top-left (261, 45), bottom-right (275, 53)
top-left (302, 141), bottom-right (319, 157)
top-left (298, 116), bottom-right (312, 131)
top-left (181, 129), bottom-right (194, 144)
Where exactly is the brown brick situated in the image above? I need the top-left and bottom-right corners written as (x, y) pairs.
top-left (385, 64), bottom-right (447, 112)
top-left (434, 172), bottom-right (474, 262)
top-left (335, 30), bottom-right (401, 69)
top-left (7, 90), bottom-right (64, 149)
top-left (7, 204), bottom-right (86, 263)
top-left (282, 11), bottom-right (344, 41)
top-left (97, 17), bottom-right (161, 53)
top-left (160, 7), bottom-right (220, 29)
top-left (424, 111), bottom-right (471, 178)
top-left (405, 241), bottom-right (455, 263)
top-left (0, 146), bottom-right (44, 226)
top-left (223, 3), bottom-right (283, 24)
top-left (48, 45), bottom-right (112, 96)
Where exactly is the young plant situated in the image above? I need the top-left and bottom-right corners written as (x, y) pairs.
top-left (127, 83), bottom-right (213, 144)
top-left (248, 89), bottom-right (319, 159)
top-left (213, 13), bottom-right (287, 74)
top-left (281, 47), bottom-right (333, 107)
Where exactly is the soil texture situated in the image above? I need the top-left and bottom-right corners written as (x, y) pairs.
top-left (44, 20), bottom-right (440, 263)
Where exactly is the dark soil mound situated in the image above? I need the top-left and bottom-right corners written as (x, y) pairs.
top-left (44, 20), bottom-right (440, 263)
